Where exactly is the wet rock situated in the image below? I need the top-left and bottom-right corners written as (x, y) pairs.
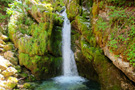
top-left (60, 8), bottom-right (65, 13)
top-left (2, 67), bottom-right (17, 77)
top-left (22, 82), bottom-right (40, 90)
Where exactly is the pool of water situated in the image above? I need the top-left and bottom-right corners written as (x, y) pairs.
top-left (35, 76), bottom-right (100, 90)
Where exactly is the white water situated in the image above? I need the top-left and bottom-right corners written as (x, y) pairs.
top-left (61, 9), bottom-right (78, 76)
top-left (53, 9), bottom-right (86, 84)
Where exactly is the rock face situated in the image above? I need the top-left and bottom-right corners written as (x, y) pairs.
top-left (8, 0), bottom-right (64, 79)
top-left (66, 0), bottom-right (135, 89)
top-left (0, 28), bottom-right (19, 89)
top-left (0, 56), bottom-right (18, 89)
top-left (92, 1), bottom-right (135, 84)
top-left (103, 46), bottom-right (135, 83)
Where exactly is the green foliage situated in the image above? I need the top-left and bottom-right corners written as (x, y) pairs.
top-left (129, 25), bottom-right (135, 37)
top-left (126, 40), bottom-right (135, 66)
top-left (99, 1), bottom-right (104, 8)
top-left (0, 0), bottom-right (14, 6)
top-left (18, 23), bottom-right (49, 56)
top-left (95, 4), bottom-right (135, 66)
top-left (108, 39), bottom-right (118, 49)
top-left (102, 0), bottom-right (134, 6)
top-left (96, 17), bottom-right (108, 31)
top-left (7, 1), bottom-right (27, 15)
top-left (0, 0), bottom-right (14, 23)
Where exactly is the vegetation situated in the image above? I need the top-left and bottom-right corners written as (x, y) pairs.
top-left (0, 0), bottom-right (14, 23)
top-left (94, 1), bottom-right (135, 66)
top-left (6, 0), bottom-right (64, 79)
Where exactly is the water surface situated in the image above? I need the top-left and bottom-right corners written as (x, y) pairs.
top-left (35, 76), bottom-right (100, 90)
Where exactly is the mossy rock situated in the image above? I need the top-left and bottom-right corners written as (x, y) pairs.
top-left (7, 77), bottom-right (18, 89)
top-left (19, 53), bottom-right (62, 80)
top-left (66, 0), bottom-right (81, 21)
top-left (48, 26), bottom-right (62, 56)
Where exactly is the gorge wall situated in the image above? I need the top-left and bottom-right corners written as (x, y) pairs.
top-left (65, 0), bottom-right (135, 89)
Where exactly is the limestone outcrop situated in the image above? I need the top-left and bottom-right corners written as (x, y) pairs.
top-left (0, 32), bottom-right (18, 89)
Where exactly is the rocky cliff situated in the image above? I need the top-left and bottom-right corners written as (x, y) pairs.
top-left (8, 0), bottom-right (64, 80)
top-left (65, 0), bottom-right (135, 89)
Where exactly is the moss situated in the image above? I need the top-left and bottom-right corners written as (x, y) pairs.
top-left (92, 2), bottom-right (99, 18)
top-left (23, 83), bottom-right (31, 89)
top-left (19, 53), bottom-right (62, 79)
top-left (7, 77), bottom-right (18, 89)
top-left (66, 0), bottom-right (81, 21)
top-left (48, 26), bottom-right (62, 56)
top-left (72, 15), bottom-right (97, 47)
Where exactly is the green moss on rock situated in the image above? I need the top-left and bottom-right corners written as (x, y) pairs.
top-left (8, 0), bottom-right (64, 80)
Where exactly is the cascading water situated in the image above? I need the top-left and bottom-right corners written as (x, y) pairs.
top-left (62, 9), bottom-right (78, 76)
top-left (35, 9), bottom-right (100, 90)
top-left (52, 9), bottom-right (85, 83)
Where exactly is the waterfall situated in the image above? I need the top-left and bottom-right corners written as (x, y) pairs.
top-left (61, 9), bottom-right (78, 76)
top-left (53, 9), bottom-right (85, 84)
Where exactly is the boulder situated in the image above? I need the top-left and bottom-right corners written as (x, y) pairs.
top-left (4, 51), bottom-right (14, 59)
top-left (0, 77), bottom-right (18, 89)
top-left (4, 51), bottom-right (18, 65)
top-left (0, 56), bottom-right (12, 71)
top-left (2, 67), bottom-right (17, 77)
top-left (6, 77), bottom-right (18, 89)
top-left (0, 34), bottom-right (9, 41)
top-left (103, 46), bottom-right (135, 83)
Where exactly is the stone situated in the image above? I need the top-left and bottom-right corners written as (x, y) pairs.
top-left (0, 62), bottom-right (7, 71)
top-left (2, 67), bottom-right (17, 77)
top-left (4, 44), bottom-right (14, 51)
top-left (0, 34), bottom-right (9, 41)
top-left (4, 51), bottom-right (14, 59)
top-left (0, 81), bottom-right (7, 89)
top-left (0, 77), bottom-right (18, 89)
top-left (0, 56), bottom-right (12, 71)
top-left (0, 44), bottom-right (4, 48)
top-left (7, 77), bottom-right (18, 89)
top-left (103, 46), bottom-right (135, 83)
top-left (0, 39), bottom-right (6, 45)
top-left (0, 74), bottom-right (4, 80)
top-left (4, 51), bottom-right (18, 65)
